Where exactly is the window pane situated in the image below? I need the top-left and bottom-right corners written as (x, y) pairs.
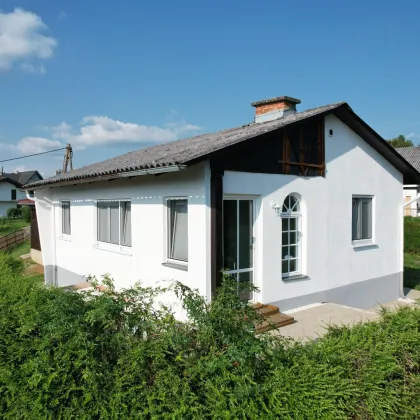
top-left (109, 202), bottom-right (119, 245)
top-left (352, 198), bottom-right (360, 240)
top-left (62, 201), bottom-right (71, 235)
top-left (361, 200), bottom-right (372, 239)
top-left (289, 245), bottom-right (297, 258)
top-left (223, 200), bottom-right (237, 270)
top-left (282, 260), bottom-right (289, 275)
top-left (290, 195), bottom-right (299, 211)
top-left (239, 200), bottom-right (253, 269)
top-left (282, 231), bottom-right (288, 246)
top-left (170, 200), bottom-right (188, 262)
top-left (120, 202), bottom-right (132, 247)
top-left (289, 231), bottom-right (297, 245)
top-left (282, 246), bottom-right (289, 259)
top-left (289, 218), bottom-right (297, 231)
top-left (290, 259), bottom-right (297, 272)
top-left (282, 218), bottom-right (289, 232)
top-left (98, 202), bottom-right (110, 243)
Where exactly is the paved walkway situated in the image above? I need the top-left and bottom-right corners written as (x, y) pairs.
top-left (270, 289), bottom-right (420, 342)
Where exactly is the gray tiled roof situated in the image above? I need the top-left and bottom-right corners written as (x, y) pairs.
top-left (395, 147), bottom-right (420, 172)
top-left (4, 170), bottom-right (42, 186)
top-left (25, 102), bottom-right (345, 189)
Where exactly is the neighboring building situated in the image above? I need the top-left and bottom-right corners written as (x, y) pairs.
top-left (25, 97), bottom-right (420, 317)
top-left (395, 147), bottom-right (420, 216)
top-left (0, 170), bottom-right (42, 217)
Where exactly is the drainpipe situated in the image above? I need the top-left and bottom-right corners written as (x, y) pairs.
top-left (26, 191), bottom-right (57, 286)
top-left (401, 193), bottom-right (420, 298)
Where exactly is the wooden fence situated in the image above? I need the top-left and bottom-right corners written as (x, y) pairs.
top-left (0, 227), bottom-right (30, 252)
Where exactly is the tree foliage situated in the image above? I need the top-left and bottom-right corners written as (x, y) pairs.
top-left (1, 260), bottom-right (420, 418)
top-left (387, 134), bottom-right (414, 148)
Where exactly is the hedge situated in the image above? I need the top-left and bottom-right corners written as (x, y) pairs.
top-left (405, 216), bottom-right (420, 253)
top-left (0, 256), bottom-right (420, 419)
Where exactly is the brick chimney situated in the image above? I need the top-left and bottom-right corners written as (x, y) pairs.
top-left (251, 96), bottom-right (301, 123)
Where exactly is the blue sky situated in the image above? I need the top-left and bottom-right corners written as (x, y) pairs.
top-left (1, 0), bottom-right (420, 177)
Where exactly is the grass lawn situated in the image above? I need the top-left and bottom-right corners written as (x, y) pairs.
top-left (1, 240), bottom-right (44, 285)
top-left (0, 219), bottom-right (29, 236)
top-left (404, 252), bottom-right (420, 290)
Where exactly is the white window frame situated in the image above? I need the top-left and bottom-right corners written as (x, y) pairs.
top-left (351, 195), bottom-right (374, 246)
top-left (165, 197), bottom-right (188, 267)
top-left (60, 200), bottom-right (71, 238)
top-left (281, 194), bottom-right (302, 278)
top-left (95, 199), bottom-right (132, 253)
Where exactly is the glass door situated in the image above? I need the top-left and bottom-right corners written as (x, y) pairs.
top-left (223, 199), bottom-right (254, 300)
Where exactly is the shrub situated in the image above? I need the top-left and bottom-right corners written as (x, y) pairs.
top-left (0, 265), bottom-right (420, 418)
top-left (405, 216), bottom-right (420, 253)
top-left (21, 206), bottom-right (31, 223)
top-left (6, 208), bottom-right (22, 219)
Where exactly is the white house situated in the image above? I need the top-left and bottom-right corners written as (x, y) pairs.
top-left (395, 147), bottom-right (420, 216)
top-left (0, 171), bottom-right (42, 217)
top-left (25, 97), bottom-right (420, 316)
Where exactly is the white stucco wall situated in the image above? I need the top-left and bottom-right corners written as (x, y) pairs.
top-left (223, 114), bottom-right (403, 306)
top-left (35, 162), bottom-right (211, 316)
top-left (0, 182), bottom-right (26, 216)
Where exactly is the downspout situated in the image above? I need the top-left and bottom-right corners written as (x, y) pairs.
top-left (401, 193), bottom-right (420, 298)
top-left (26, 191), bottom-right (57, 286)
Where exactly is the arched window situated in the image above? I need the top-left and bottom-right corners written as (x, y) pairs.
top-left (281, 194), bottom-right (301, 277)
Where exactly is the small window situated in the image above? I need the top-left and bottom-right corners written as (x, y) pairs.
top-left (97, 200), bottom-right (131, 247)
top-left (167, 199), bottom-right (188, 263)
top-left (281, 194), bottom-right (301, 277)
top-left (352, 196), bottom-right (372, 241)
top-left (61, 201), bottom-right (71, 235)
top-left (11, 189), bottom-right (16, 200)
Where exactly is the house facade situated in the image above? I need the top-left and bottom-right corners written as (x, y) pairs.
top-left (25, 97), bottom-right (420, 315)
top-left (0, 171), bottom-right (42, 217)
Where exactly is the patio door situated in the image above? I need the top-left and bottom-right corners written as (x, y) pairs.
top-left (223, 198), bottom-right (254, 300)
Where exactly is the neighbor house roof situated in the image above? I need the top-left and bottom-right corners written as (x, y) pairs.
top-left (0, 177), bottom-right (23, 188)
top-left (24, 101), bottom-right (420, 189)
top-left (3, 170), bottom-right (42, 186)
top-left (395, 147), bottom-right (420, 173)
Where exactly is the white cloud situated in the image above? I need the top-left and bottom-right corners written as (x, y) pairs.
top-left (44, 116), bottom-right (201, 149)
top-left (0, 8), bottom-right (57, 73)
top-left (7, 137), bottom-right (62, 154)
top-left (58, 11), bottom-right (68, 20)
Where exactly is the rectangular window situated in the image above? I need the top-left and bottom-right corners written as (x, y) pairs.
top-left (97, 200), bottom-right (132, 247)
top-left (352, 196), bottom-right (372, 241)
top-left (167, 199), bottom-right (188, 262)
top-left (61, 201), bottom-right (71, 235)
top-left (11, 189), bottom-right (16, 200)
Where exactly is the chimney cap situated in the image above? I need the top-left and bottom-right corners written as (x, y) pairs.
top-left (251, 96), bottom-right (301, 108)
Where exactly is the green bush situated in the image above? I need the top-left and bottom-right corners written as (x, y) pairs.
top-left (405, 216), bottom-right (420, 253)
top-left (21, 206), bottom-right (31, 223)
top-left (6, 208), bottom-right (22, 219)
top-left (0, 265), bottom-right (420, 418)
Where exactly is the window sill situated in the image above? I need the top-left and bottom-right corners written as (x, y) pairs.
top-left (93, 243), bottom-right (132, 256)
top-left (351, 241), bottom-right (378, 250)
top-left (58, 235), bottom-right (71, 242)
top-left (162, 262), bottom-right (188, 272)
top-left (282, 274), bottom-right (309, 282)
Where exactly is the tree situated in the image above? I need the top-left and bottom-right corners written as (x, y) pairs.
top-left (387, 134), bottom-right (413, 148)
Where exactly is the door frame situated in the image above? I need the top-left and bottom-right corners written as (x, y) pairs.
top-left (222, 194), bottom-right (259, 301)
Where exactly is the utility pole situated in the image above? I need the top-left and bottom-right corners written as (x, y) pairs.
top-left (62, 144), bottom-right (73, 173)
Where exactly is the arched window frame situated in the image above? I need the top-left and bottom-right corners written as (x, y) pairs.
top-left (280, 194), bottom-right (302, 278)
